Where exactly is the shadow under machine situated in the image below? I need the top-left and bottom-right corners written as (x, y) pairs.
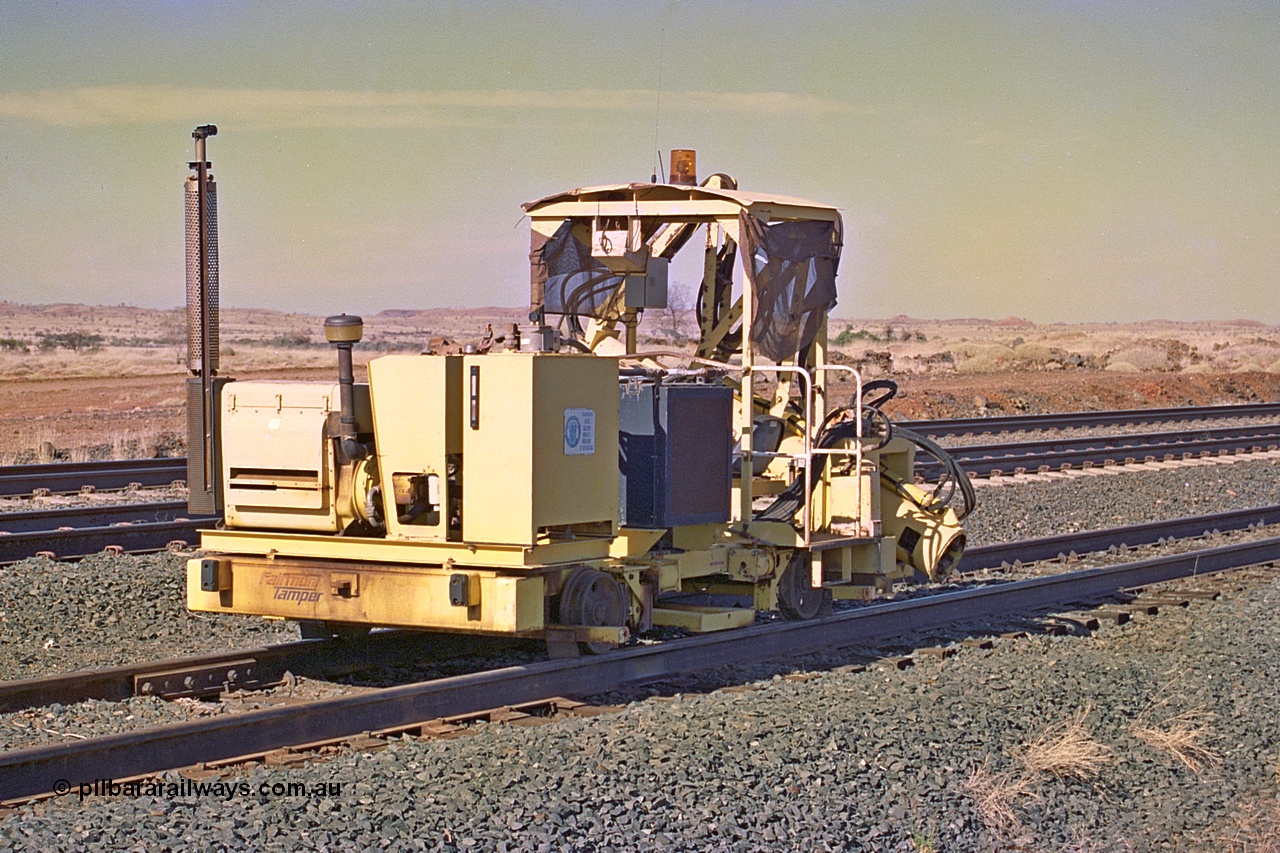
top-left (185, 139), bottom-right (973, 655)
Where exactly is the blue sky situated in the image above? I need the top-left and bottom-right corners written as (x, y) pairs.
top-left (1, 1), bottom-right (1277, 321)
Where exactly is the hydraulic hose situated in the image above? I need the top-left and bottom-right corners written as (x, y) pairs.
top-left (755, 379), bottom-right (976, 523)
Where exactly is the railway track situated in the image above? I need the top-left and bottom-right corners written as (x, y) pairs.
top-left (903, 400), bottom-right (1280, 437)
top-left (2, 531), bottom-right (1274, 804)
top-left (0, 458), bottom-right (185, 498)
top-left (2, 402), bottom-right (1274, 498)
top-left (0, 631), bottom-right (523, 715)
top-left (4, 503), bottom-right (1271, 712)
top-left (915, 422), bottom-right (1280, 480)
top-left (2, 504), bottom-right (1278, 804)
top-left (0, 501), bottom-right (200, 534)
top-left (4, 503), bottom-right (1269, 713)
top-left (0, 511), bottom-right (213, 563)
top-left (3, 415), bottom-right (1278, 563)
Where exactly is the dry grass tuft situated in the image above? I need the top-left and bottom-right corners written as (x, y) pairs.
top-left (965, 706), bottom-right (1116, 838)
top-left (1130, 708), bottom-right (1220, 774)
top-left (1201, 796), bottom-right (1280, 853)
top-left (1017, 704), bottom-right (1112, 780)
top-left (963, 759), bottom-right (1039, 834)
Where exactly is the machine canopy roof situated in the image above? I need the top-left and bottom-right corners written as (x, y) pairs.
top-left (526, 180), bottom-right (842, 363)
top-left (522, 182), bottom-right (841, 222)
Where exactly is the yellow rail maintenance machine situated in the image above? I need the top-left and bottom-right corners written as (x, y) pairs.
top-left (185, 142), bottom-right (973, 656)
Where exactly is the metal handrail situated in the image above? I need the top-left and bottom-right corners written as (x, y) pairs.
top-left (744, 364), bottom-right (864, 555)
top-left (620, 352), bottom-right (870, 562)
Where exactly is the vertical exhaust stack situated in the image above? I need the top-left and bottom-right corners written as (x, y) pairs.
top-left (186, 125), bottom-right (224, 516)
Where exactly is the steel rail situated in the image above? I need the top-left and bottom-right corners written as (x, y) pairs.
top-left (3, 536), bottom-right (1277, 803)
top-left (957, 504), bottom-right (1280, 572)
top-left (918, 427), bottom-right (1280, 479)
top-left (0, 501), bottom-right (193, 534)
top-left (0, 458), bottom-right (185, 498)
top-left (942, 422), bottom-right (1280, 456)
top-left (0, 632), bottom-right (524, 715)
top-left (902, 401), bottom-right (1280, 438)
top-left (0, 520), bottom-right (211, 563)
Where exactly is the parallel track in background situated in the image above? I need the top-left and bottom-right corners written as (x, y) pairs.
top-left (0, 502), bottom-right (214, 563)
top-left (0, 458), bottom-right (185, 498)
top-left (4, 403), bottom-right (1277, 497)
top-left (915, 422), bottom-right (1280, 480)
top-left (0, 501), bottom-right (199, 534)
top-left (903, 401), bottom-right (1280, 437)
top-left (0, 519), bottom-right (211, 563)
top-left (2, 403), bottom-right (1279, 562)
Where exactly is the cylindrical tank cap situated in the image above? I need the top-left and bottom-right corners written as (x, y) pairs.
top-left (324, 314), bottom-right (364, 343)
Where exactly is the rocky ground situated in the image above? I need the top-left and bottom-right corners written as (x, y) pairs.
top-left (7, 368), bottom-right (1280, 463)
top-left (1, 456), bottom-right (1279, 849)
top-left (3, 314), bottom-right (1280, 848)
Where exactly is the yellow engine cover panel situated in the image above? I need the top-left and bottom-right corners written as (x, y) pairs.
top-left (220, 380), bottom-right (371, 532)
top-left (462, 353), bottom-right (619, 546)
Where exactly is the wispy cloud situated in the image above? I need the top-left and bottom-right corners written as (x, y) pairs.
top-left (0, 85), bottom-right (852, 128)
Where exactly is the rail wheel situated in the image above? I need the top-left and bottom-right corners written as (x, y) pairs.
top-left (777, 552), bottom-right (831, 621)
top-left (557, 566), bottom-right (628, 654)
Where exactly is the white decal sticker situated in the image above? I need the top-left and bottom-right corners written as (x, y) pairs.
top-left (563, 408), bottom-right (595, 456)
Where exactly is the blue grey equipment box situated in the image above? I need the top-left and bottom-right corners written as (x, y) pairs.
top-left (618, 379), bottom-right (734, 528)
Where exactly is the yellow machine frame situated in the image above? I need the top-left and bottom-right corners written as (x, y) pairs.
top-left (187, 151), bottom-right (967, 655)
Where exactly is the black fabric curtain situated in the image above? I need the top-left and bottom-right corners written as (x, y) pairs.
top-left (738, 211), bottom-right (841, 362)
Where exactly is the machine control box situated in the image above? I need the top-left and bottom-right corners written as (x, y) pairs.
top-left (618, 380), bottom-right (733, 528)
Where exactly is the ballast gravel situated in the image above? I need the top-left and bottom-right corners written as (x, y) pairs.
top-left (4, 569), bottom-right (1280, 851)
top-left (2, 456), bottom-right (1278, 683)
top-left (3, 455), bottom-right (1280, 849)
top-left (0, 551), bottom-right (296, 683)
top-left (962, 455), bottom-right (1280, 546)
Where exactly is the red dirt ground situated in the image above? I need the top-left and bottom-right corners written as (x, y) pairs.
top-left (4, 368), bottom-right (1279, 459)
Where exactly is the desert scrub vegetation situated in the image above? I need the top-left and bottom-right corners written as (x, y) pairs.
top-left (1105, 344), bottom-right (1176, 373)
top-left (0, 347), bottom-right (185, 380)
top-left (963, 759), bottom-right (1041, 835)
top-left (953, 343), bottom-right (1017, 374)
top-left (1195, 796), bottom-right (1280, 853)
top-left (35, 330), bottom-right (105, 352)
top-left (0, 427), bottom-right (182, 465)
top-left (833, 325), bottom-right (922, 346)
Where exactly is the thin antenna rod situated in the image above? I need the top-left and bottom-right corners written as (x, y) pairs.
top-left (651, 25), bottom-right (666, 182)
